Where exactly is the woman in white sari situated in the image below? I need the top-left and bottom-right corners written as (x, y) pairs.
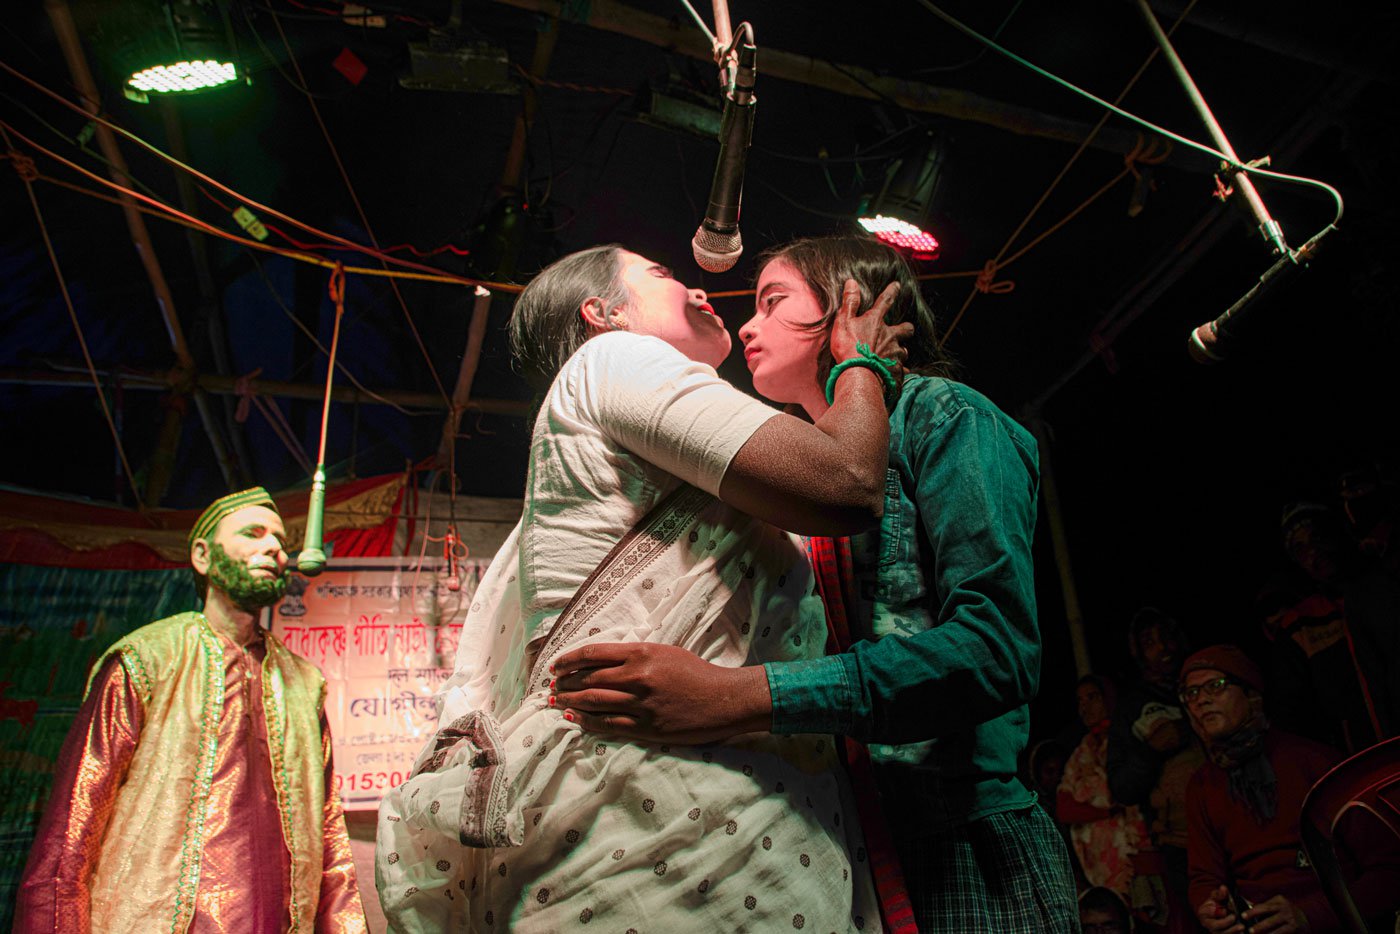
top-left (376, 245), bottom-right (908, 932)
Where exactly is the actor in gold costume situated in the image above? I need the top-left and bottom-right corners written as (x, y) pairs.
top-left (16, 488), bottom-right (366, 933)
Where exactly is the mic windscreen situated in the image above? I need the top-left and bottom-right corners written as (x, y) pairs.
top-left (693, 224), bottom-right (743, 273)
top-left (1187, 320), bottom-right (1225, 364)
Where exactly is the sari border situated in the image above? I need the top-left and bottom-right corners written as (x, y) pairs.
top-left (529, 484), bottom-right (714, 690)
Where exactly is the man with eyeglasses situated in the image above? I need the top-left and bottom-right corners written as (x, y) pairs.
top-left (1182, 644), bottom-right (1398, 933)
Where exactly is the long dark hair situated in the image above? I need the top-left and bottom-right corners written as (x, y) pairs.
top-left (508, 244), bottom-right (631, 391)
top-left (755, 235), bottom-right (959, 380)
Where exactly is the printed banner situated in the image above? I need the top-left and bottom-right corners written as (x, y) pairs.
top-left (268, 556), bottom-right (488, 810)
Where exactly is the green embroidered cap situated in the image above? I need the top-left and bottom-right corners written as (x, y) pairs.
top-left (187, 487), bottom-right (279, 546)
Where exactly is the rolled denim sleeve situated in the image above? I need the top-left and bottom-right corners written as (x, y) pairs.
top-left (765, 653), bottom-right (860, 735)
top-left (766, 396), bottom-right (1041, 743)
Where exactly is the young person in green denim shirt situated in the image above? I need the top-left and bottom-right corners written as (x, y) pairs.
top-left (552, 235), bottom-right (1078, 931)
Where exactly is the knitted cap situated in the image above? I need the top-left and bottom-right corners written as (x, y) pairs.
top-left (1178, 644), bottom-right (1264, 694)
top-left (188, 487), bottom-right (278, 546)
top-left (1280, 501), bottom-right (1330, 531)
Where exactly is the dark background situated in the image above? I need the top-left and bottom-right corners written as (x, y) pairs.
top-left (2, 0), bottom-right (1397, 743)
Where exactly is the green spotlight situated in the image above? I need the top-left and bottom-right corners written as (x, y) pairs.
top-left (118, 0), bottom-right (242, 101)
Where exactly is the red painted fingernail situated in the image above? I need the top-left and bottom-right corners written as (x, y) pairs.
top-left (548, 696), bottom-right (556, 707)
top-left (563, 711), bottom-right (575, 722)
top-left (549, 678), bottom-right (556, 690)
top-left (548, 663), bottom-right (555, 674)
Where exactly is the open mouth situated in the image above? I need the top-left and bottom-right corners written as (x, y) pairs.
top-left (248, 555), bottom-right (279, 574)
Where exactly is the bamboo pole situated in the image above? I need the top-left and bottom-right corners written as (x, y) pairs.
top-left (1027, 415), bottom-right (1092, 679)
top-left (437, 287), bottom-right (496, 465)
top-left (45, 0), bottom-right (240, 498)
top-left (161, 101), bottom-right (255, 487)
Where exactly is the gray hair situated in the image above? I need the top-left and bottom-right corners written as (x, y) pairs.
top-left (508, 244), bottom-right (631, 390)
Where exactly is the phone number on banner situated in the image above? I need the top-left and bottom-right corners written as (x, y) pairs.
top-left (335, 770), bottom-right (411, 793)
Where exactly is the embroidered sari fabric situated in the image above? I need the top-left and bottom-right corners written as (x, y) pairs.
top-left (376, 494), bottom-right (881, 932)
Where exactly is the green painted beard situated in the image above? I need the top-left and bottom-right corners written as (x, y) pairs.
top-left (207, 542), bottom-right (288, 611)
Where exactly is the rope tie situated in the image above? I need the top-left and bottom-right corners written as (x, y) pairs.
top-left (234, 367), bottom-right (313, 473)
top-left (233, 367), bottom-right (264, 423)
top-left (974, 260), bottom-right (1015, 295)
top-left (1123, 134), bottom-right (1171, 179)
top-left (7, 150), bottom-right (38, 181)
top-left (1087, 331), bottom-right (1119, 374)
top-left (328, 261), bottom-right (346, 310)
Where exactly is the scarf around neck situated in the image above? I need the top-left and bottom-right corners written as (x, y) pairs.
top-left (1206, 697), bottom-right (1276, 824)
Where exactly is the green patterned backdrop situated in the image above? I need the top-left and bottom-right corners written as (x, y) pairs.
top-left (0, 563), bottom-right (198, 929)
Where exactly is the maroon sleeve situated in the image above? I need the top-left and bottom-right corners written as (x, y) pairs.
top-left (1186, 770), bottom-right (1231, 913)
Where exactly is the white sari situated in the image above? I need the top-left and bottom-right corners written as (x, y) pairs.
top-left (376, 333), bottom-right (880, 932)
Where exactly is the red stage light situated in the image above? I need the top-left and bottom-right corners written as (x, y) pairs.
top-left (858, 215), bottom-right (940, 260)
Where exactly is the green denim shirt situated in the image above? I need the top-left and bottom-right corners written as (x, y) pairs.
top-left (765, 375), bottom-right (1042, 833)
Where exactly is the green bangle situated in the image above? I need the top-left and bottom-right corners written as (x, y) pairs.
top-left (824, 342), bottom-right (899, 405)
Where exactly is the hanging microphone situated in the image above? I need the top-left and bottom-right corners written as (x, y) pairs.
top-left (295, 264), bottom-right (347, 576)
top-left (297, 468), bottom-right (327, 576)
top-left (1187, 229), bottom-right (1329, 364)
top-left (692, 34), bottom-right (757, 273)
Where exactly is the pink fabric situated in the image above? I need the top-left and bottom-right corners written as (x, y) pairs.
top-left (17, 635), bottom-right (363, 932)
top-left (1058, 730), bottom-right (1150, 898)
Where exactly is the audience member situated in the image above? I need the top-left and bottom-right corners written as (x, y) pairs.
top-left (1339, 465), bottom-right (1398, 570)
top-left (1108, 607), bottom-right (1203, 908)
top-left (1264, 503), bottom-right (1385, 752)
top-left (1080, 885), bottom-right (1135, 934)
top-left (1335, 470), bottom-right (1400, 740)
top-left (1058, 676), bottom-right (1150, 899)
top-left (1029, 737), bottom-right (1070, 806)
top-left (1183, 644), bottom-right (1400, 933)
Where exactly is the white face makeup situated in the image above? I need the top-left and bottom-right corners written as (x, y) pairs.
top-left (739, 259), bottom-right (829, 417)
top-left (608, 251), bottom-right (731, 367)
top-left (210, 505), bottom-right (289, 580)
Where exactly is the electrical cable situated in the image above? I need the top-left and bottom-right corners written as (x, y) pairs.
top-left (754, 123), bottom-right (925, 165)
top-left (0, 123), bottom-right (521, 291)
top-left (912, 0), bottom-right (1343, 228)
top-left (199, 182), bottom-right (470, 258)
top-left (0, 126), bottom-right (146, 511)
top-left (267, 11), bottom-right (453, 407)
top-left (912, 0), bottom-right (1025, 75)
top-left (239, 2), bottom-right (355, 102)
top-left (929, 0), bottom-right (1202, 345)
top-left (0, 100), bottom-right (460, 414)
top-left (242, 251), bottom-right (436, 416)
top-left (752, 175), bottom-right (862, 221)
top-left (0, 59), bottom-right (476, 281)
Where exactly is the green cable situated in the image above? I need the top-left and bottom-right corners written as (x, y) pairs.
top-left (910, 0), bottom-right (1344, 232)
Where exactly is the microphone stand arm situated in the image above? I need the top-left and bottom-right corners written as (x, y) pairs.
top-left (1133, 0), bottom-right (1289, 258)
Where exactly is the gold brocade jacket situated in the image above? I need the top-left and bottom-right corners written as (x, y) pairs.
top-left (18, 611), bottom-right (364, 933)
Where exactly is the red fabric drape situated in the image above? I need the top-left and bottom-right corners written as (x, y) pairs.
top-left (806, 535), bottom-right (919, 934)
